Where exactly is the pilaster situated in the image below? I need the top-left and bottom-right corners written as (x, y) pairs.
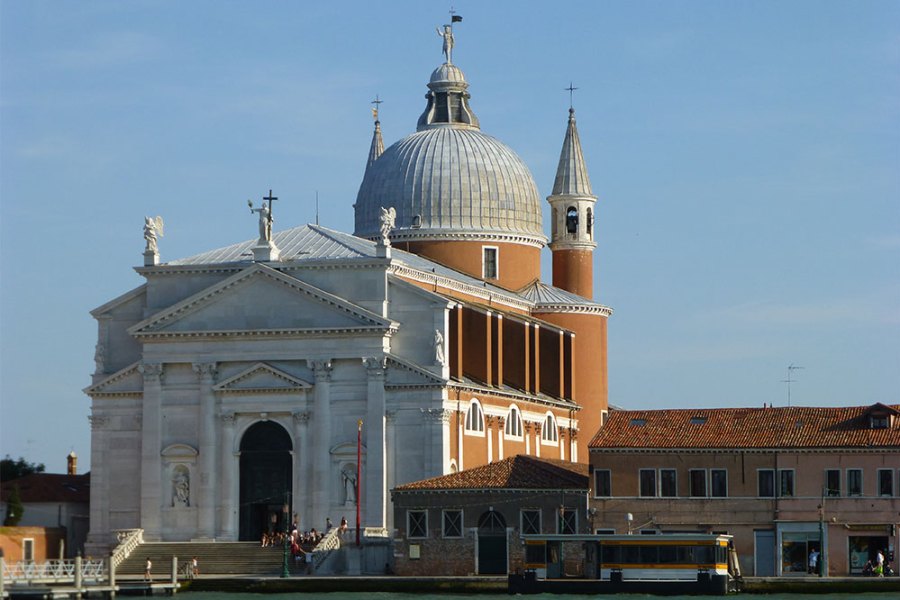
top-left (292, 411), bottom-right (311, 530)
top-left (363, 357), bottom-right (387, 528)
top-left (219, 413), bottom-right (237, 540)
top-left (422, 408), bottom-right (451, 475)
top-left (307, 359), bottom-right (333, 529)
top-left (192, 362), bottom-right (217, 538)
top-left (85, 415), bottom-right (109, 551)
top-left (138, 362), bottom-right (164, 540)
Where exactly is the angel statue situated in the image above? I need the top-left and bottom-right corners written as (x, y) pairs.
top-left (143, 216), bottom-right (164, 253)
top-left (379, 206), bottom-right (396, 245)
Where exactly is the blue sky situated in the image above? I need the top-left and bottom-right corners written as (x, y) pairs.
top-left (1, 1), bottom-right (897, 473)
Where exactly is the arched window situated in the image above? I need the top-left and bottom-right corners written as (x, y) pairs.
top-left (566, 206), bottom-right (579, 234)
top-left (542, 413), bottom-right (558, 443)
top-left (465, 400), bottom-right (484, 433)
top-left (505, 406), bottom-right (523, 438)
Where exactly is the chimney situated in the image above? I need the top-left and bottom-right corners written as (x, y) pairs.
top-left (67, 451), bottom-right (77, 475)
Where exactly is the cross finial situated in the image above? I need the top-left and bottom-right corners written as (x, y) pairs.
top-left (371, 94), bottom-right (383, 122)
top-left (263, 189), bottom-right (278, 218)
top-left (565, 82), bottom-right (579, 110)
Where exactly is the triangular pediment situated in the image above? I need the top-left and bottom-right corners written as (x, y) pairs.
top-left (214, 362), bottom-right (312, 394)
top-left (83, 362), bottom-right (143, 396)
top-left (129, 264), bottom-right (395, 338)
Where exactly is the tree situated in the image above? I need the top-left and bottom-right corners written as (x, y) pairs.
top-left (1, 455), bottom-right (45, 481)
top-left (3, 484), bottom-right (24, 526)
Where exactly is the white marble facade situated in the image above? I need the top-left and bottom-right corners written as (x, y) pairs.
top-left (85, 232), bottom-right (454, 551)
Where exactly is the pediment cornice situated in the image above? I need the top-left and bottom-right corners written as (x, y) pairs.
top-left (83, 361), bottom-right (143, 397)
top-left (214, 362), bottom-right (313, 395)
top-left (129, 263), bottom-right (397, 339)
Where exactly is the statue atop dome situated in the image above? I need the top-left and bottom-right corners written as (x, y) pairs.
top-left (436, 12), bottom-right (462, 64)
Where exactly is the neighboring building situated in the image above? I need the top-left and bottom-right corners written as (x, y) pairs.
top-left (84, 21), bottom-right (611, 554)
top-left (391, 454), bottom-right (589, 576)
top-left (0, 453), bottom-right (90, 558)
top-left (588, 403), bottom-right (900, 576)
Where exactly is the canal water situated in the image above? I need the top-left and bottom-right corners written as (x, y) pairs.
top-left (182, 592), bottom-right (898, 600)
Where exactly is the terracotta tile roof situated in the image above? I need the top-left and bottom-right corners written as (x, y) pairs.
top-left (393, 455), bottom-right (588, 492)
top-left (1, 473), bottom-right (90, 504)
top-left (589, 403), bottom-right (900, 450)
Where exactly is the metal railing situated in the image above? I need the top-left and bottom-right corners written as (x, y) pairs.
top-left (2, 558), bottom-right (107, 584)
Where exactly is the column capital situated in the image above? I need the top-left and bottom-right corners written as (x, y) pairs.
top-left (139, 362), bottom-right (164, 381)
top-left (220, 412), bottom-right (236, 425)
top-left (88, 415), bottom-right (109, 430)
top-left (363, 356), bottom-right (387, 376)
top-left (385, 409), bottom-right (397, 423)
top-left (292, 411), bottom-right (311, 425)
top-left (192, 362), bottom-right (218, 379)
top-left (307, 359), bottom-right (333, 382)
top-left (422, 408), bottom-right (452, 424)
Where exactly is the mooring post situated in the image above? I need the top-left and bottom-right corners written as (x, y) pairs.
top-left (75, 555), bottom-right (83, 600)
top-left (1, 557), bottom-right (5, 599)
top-left (108, 554), bottom-right (117, 598)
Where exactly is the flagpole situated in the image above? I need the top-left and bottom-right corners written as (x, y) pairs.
top-left (356, 419), bottom-right (362, 547)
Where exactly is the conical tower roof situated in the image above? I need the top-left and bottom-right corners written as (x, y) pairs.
top-left (366, 118), bottom-right (384, 170)
top-left (551, 108), bottom-right (593, 197)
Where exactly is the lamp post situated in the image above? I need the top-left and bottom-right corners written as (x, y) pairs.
top-left (281, 496), bottom-right (290, 578)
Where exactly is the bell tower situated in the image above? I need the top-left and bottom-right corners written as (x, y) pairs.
top-left (548, 107), bottom-right (597, 299)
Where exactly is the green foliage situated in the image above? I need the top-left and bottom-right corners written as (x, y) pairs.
top-left (3, 484), bottom-right (24, 526)
top-left (1, 455), bottom-right (45, 481)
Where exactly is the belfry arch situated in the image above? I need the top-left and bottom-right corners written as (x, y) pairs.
top-left (238, 420), bottom-right (293, 541)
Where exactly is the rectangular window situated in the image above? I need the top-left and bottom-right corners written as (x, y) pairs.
top-left (594, 469), bottom-right (611, 497)
top-left (711, 469), bottom-right (728, 497)
top-left (877, 469), bottom-right (893, 497)
top-left (407, 510), bottom-right (427, 538)
top-left (847, 469), bottom-right (863, 496)
top-left (482, 246), bottom-right (498, 279)
top-left (23, 539), bottom-right (34, 562)
top-left (558, 508), bottom-right (577, 535)
top-left (521, 509), bottom-right (541, 535)
top-left (825, 469), bottom-right (841, 496)
top-left (690, 469), bottom-right (707, 497)
top-left (779, 470), bottom-right (795, 497)
top-left (660, 469), bottom-right (677, 497)
top-left (758, 469), bottom-right (775, 497)
top-left (442, 509), bottom-right (462, 538)
top-left (639, 469), bottom-right (657, 497)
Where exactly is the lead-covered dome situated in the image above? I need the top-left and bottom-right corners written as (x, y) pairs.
top-left (354, 61), bottom-right (546, 246)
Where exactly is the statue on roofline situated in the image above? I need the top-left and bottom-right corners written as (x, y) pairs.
top-left (143, 216), bottom-right (164, 253)
top-left (379, 206), bottom-right (396, 246)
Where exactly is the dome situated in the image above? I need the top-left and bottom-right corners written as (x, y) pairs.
top-left (354, 59), bottom-right (546, 246)
top-left (430, 63), bottom-right (467, 85)
top-left (355, 128), bottom-right (545, 244)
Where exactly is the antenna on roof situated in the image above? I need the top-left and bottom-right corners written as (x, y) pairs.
top-left (781, 363), bottom-right (804, 406)
top-left (315, 191), bottom-right (319, 226)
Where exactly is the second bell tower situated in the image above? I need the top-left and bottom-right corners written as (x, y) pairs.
top-left (548, 107), bottom-right (597, 300)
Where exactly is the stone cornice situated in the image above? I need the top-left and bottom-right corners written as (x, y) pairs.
top-left (448, 381), bottom-right (579, 411)
top-left (133, 326), bottom-right (394, 341)
top-left (390, 265), bottom-right (532, 311)
top-left (368, 229), bottom-right (548, 249)
top-left (83, 362), bottom-right (142, 396)
top-left (532, 303), bottom-right (613, 317)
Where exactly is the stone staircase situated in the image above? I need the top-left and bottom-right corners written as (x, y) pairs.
top-left (116, 542), bottom-right (305, 577)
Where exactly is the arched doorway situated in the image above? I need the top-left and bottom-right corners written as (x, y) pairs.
top-left (477, 510), bottom-right (508, 574)
top-left (238, 421), bottom-right (292, 541)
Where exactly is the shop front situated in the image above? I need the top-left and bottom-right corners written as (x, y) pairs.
top-left (777, 523), bottom-right (822, 576)
top-left (846, 525), bottom-right (891, 575)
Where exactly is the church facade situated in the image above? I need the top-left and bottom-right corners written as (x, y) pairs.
top-left (84, 24), bottom-right (611, 552)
